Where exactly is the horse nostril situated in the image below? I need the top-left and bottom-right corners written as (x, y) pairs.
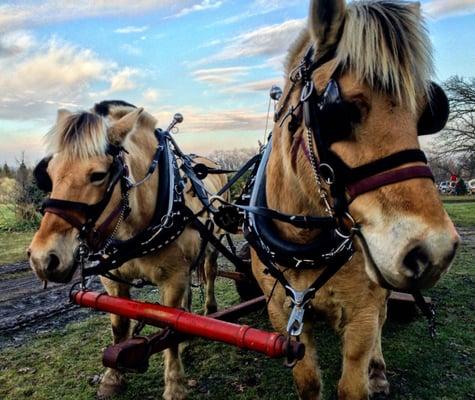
top-left (46, 253), bottom-right (60, 272)
top-left (27, 248), bottom-right (32, 258)
top-left (403, 246), bottom-right (430, 278)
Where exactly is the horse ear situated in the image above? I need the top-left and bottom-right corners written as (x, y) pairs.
top-left (408, 2), bottom-right (421, 17)
top-left (309, 0), bottom-right (346, 52)
top-left (107, 107), bottom-right (144, 144)
top-left (57, 109), bottom-right (72, 124)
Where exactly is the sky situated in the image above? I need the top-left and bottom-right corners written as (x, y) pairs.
top-left (1, 0), bottom-right (475, 166)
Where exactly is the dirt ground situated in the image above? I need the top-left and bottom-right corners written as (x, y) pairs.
top-left (0, 229), bottom-right (473, 350)
top-left (0, 261), bottom-right (105, 348)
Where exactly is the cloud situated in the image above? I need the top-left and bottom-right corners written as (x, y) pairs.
top-left (0, 1), bottom-right (192, 30)
top-left (424, 0), bottom-right (475, 19)
top-left (192, 66), bottom-right (256, 84)
top-left (0, 37), bottom-right (130, 119)
top-left (120, 43), bottom-right (143, 56)
top-left (142, 88), bottom-right (159, 103)
top-left (221, 78), bottom-right (284, 94)
top-left (108, 67), bottom-right (139, 92)
top-left (151, 106), bottom-right (267, 133)
top-left (114, 25), bottom-right (149, 34)
top-left (165, 0), bottom-right (223, 19)
top-left (211, 0), bottom-right (303, 26)
top-left (206, 18), bottom-right (305, 62)
top-left (0, 30), bottom-right (36, 58)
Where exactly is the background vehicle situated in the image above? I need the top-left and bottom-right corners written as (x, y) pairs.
top-left (468, 179), bottom-right (475, 195)
top-left (438, 180), bottom-right (456, 194)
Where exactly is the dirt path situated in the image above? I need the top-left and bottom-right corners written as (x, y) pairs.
top-left (0, 261), bottom-right (104, 348)
top-left (0, 229), bottom-right (472, 349)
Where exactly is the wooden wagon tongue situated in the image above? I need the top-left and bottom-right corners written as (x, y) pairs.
top-left (71, 290), bottom-right (305, 372)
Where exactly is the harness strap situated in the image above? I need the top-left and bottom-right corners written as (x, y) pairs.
top-left (217, 154), bottom-right (261, 196)
top-left (214, 197), bottom-right (337, 230)
top-left (43, 207), bottom-right (84, 230)
top-left (190, 217), bottom-right (250, 271)
top-left (347, 165), bottom-right (434, 201)
top-left (322, 148), bottom-right (431, 186)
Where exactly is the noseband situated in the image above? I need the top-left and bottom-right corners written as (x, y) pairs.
top-left (41, 144), bottom-right (131, 249)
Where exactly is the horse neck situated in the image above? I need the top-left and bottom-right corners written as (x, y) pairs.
top-left (120, 130), bottom-right (159, 235)
top-left (266, 127), bottom-right (328, 241)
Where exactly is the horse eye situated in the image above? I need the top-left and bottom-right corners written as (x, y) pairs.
top-left (90, 172), bottom-right (108, 183)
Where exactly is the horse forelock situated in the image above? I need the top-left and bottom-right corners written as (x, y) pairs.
top-left (45, 101), bottom-right (157, 160)
top-left (46, 111), bottom-right (108, 160)
top-left (287, 1), bottom-right (433, 112)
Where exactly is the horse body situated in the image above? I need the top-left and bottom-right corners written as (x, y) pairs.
top-left (28, 102), bottom-right (226, 399)
top-left (252, 1), bottom-right (459, 399)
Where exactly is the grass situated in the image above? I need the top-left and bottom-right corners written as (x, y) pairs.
top-left (439, 195), bottom-right (475, 203)
top-left (0, 231), bottom-right (34, 265)
top-left (0, 201), bottom-right (473, 399)
top-left (1, 242), bottom-right (473, 400)
top-left (444, 202), bottom-right (475, 227)
top-left (0, 203), bottom-right (40, 233)
top-left (0, 204), bottom-right (17, 231)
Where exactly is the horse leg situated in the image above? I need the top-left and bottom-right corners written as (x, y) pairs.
top-left (203, 247), bottom-right (218, 315)
top-left (267, 300), bottom-right (322, 400)
top-left (369, 302), bottom-right (389, 397)
top-left (161, 275), bottom-right (188, 400)
top-left (97, 279), bottom-right (130, 399)
top-left (338, 308), bottom-right (379, 400)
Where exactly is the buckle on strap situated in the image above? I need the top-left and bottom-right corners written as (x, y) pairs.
top-left (285, 286), bottom-right (316, 337)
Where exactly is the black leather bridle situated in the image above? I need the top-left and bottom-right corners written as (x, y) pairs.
top-left (41, 144), bottom-right (131, 249)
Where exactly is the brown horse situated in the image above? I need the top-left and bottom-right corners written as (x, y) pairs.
top-left (251, 1), bottom-right (460, 399)
top-left (28, 102), bottom-right (226, 399)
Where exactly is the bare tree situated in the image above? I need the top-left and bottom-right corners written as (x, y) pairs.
top-left (208, 148), bottom-right (258, 170)
top-left (431, 76), bottom-right (475, 177)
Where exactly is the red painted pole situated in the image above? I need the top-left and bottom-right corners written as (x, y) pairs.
top-left (71, 290), bottom-right (304, 360)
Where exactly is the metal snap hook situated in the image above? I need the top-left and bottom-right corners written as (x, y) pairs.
top-left (300, 81), bottom-right (314, 102)
top-left (318, 163), bottom-right (335, 185)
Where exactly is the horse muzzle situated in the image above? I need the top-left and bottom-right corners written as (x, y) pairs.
top-left (28, 247), bottom-right (79, 284)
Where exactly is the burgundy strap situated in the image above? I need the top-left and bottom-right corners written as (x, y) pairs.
top-left (44, 207), bottom-right (84, 230)
top-left (96, 203), bottom-right (123, 237)
top-left (346, 166), bottom-right (434, 202)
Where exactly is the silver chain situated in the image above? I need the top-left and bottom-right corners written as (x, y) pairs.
top-left (305, 128), bottom-right (333, 217)
top-left (102, 193), bottom-right (129, 252)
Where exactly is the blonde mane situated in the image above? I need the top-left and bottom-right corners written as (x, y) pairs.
top-left (46, 111), bottom-right (108, 160)
top-left (287, 1), bottom-right (433, 112)
top-left (45, 101), bottom-right (157, 159)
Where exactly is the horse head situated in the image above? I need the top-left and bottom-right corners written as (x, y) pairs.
top-left (275, 0), bottom-right (459, 291)
top-left (28, 102), bottom-right (156, 283)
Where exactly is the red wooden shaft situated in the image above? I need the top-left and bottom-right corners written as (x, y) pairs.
top-left (71, 291), bottom-right (292, 359)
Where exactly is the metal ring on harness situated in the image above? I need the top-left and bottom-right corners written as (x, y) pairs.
top-left (318, 163), bottom-right (335, 185)
top-left (160, 214), bottom-right (174, 229)
top-left (335, 212), bottom-right (357, 240)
